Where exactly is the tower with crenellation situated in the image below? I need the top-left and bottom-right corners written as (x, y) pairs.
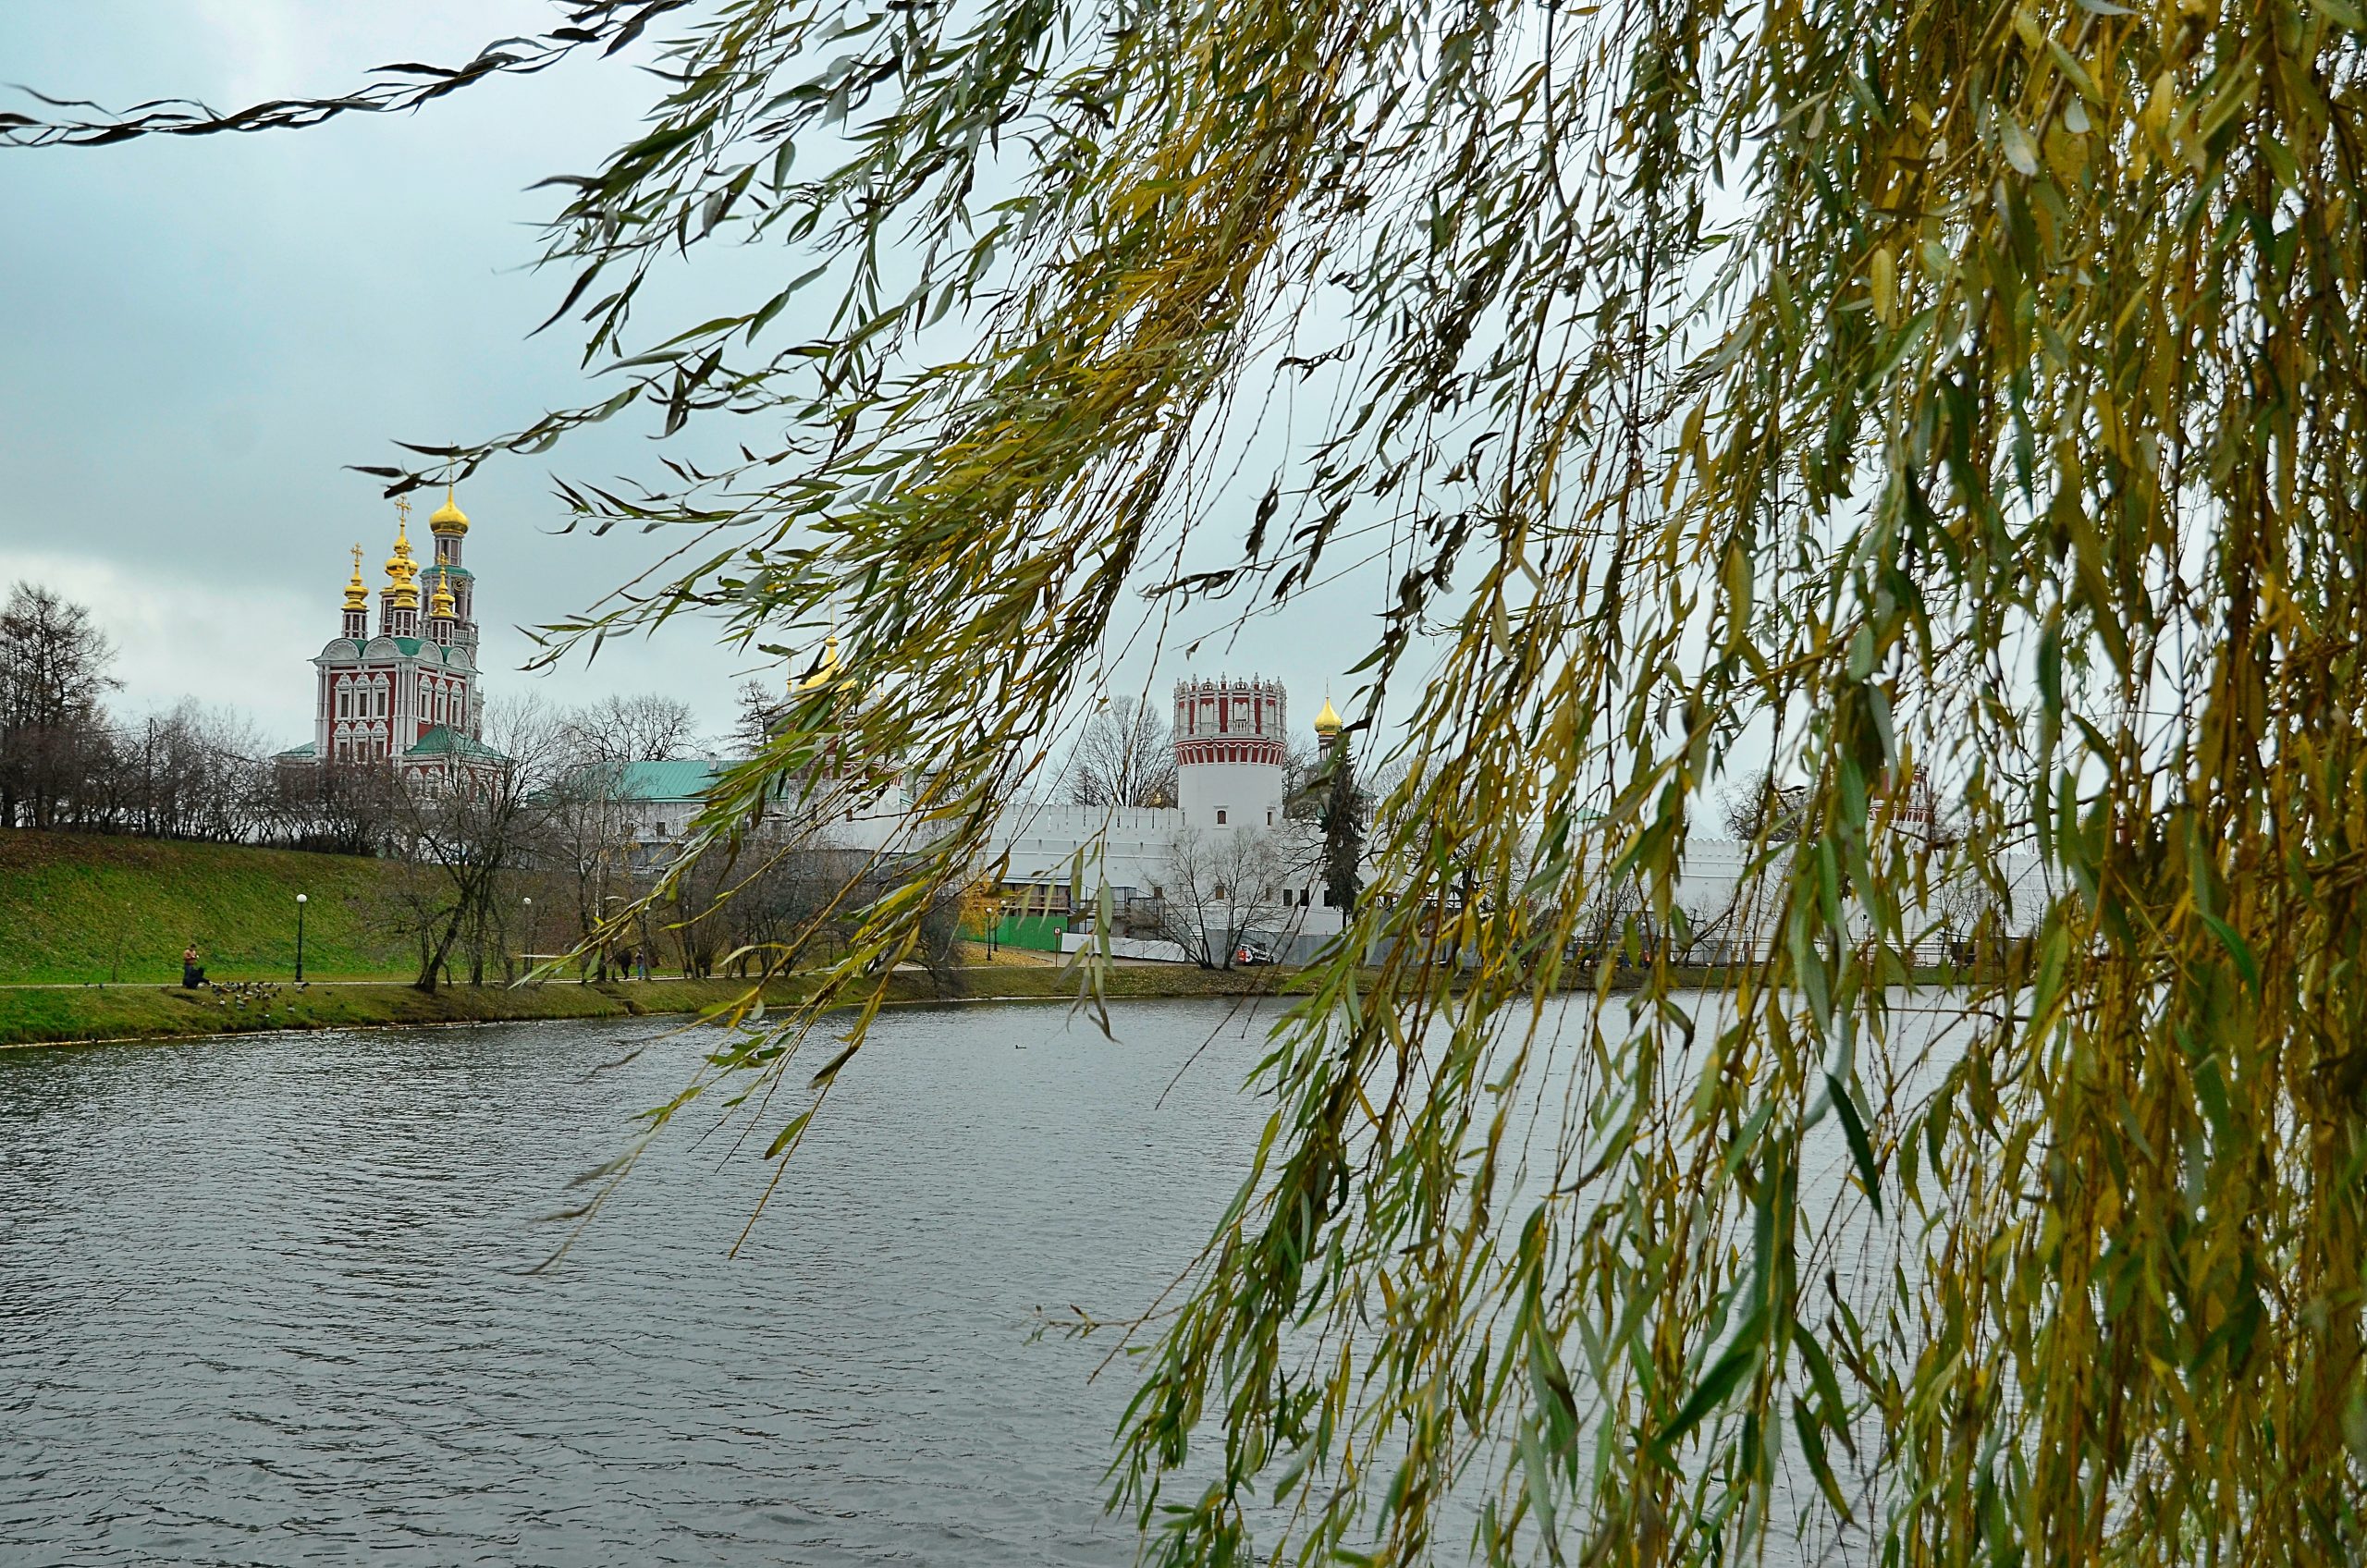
top-left (1172, 675), bottom-right (1289, 831)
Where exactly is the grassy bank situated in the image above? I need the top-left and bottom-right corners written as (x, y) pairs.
top-left (0, 963), bottom-right (1285, 1049)
top-left (0, 831), bottom-right (416, 985)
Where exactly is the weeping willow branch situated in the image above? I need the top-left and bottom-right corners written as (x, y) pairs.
top-left (18, 0), bottom-right (2367, 1559)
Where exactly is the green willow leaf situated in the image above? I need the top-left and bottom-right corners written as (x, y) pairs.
top-left (1826, 1072), bottom-right (1883, 1219)
top-left (23, 0), bottom-right (2367, 1556)
top-left (1655, 1308), bottom-right (1765, 1457)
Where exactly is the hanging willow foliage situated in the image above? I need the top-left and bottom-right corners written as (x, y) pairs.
top-left (18, 0), bottom-right (2367, 1558)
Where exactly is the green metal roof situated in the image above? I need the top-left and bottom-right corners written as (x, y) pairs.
top-left (614, 758), bottom-right (730, 802)
top-left (379, 636), bottom-right (470, 663)
top-left (274, 741), bottom-right (317, 759)
top-left (404, 725), bottom-right (509, 762)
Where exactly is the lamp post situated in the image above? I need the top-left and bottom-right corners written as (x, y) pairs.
top-left (293, 893), bottom-right (308, 983)
top-left (521, 897), bottom-right (533, 979)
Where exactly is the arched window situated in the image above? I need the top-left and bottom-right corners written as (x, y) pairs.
top-left (1216, 808), bottom-right (1228, 825)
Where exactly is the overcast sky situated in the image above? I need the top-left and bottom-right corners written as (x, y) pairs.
top-left (0, 4), bottom-right (1385, 752)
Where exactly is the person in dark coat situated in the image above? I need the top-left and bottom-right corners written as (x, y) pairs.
top-left (181, 943), bottom-right (205, 988)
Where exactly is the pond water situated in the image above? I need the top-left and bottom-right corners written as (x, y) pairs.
top-left (0, 1000), bottom-right (1287, 1566)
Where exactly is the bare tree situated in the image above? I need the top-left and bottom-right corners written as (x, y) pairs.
top-left (1931, 872), bottom-right (1999, 970)
top-left (533, 751), bottom-right (637, 979)
top-left (1670, 873), bottom-right (1759, 968)
top-left (99, 701), bottom-right (275, 842)
top-left (536, 692), bottom-right (715, 976)
top-left (1157, 826), bottom-right (1298, 969)
top-left (1069, 696), bottom-right (1176, 807)
top-left (0, 582), bottom-right (120, 829)
top-left (1718, 767), bottom-right (1807, 842)
top-left (263, 758), bottom-right (399, 855)
top-left (383, 696), bottom-right (561, 990)
top-left (560, 692), bottom-right (699, 764)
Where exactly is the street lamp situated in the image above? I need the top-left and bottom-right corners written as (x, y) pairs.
top-left (293, 893), bottom-right (308, 984)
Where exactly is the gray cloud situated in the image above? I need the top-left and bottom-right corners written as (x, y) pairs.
top-left (0, 3), bottom-right (1388, 756)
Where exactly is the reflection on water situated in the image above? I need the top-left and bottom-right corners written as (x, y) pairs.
top-left (0, 1001), bottom-right (1282, 1566)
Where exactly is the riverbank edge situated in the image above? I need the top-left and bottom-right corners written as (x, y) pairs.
top-left (0, 961), bottom-right (1997, 1051)
top-left (0, 964), bottom-right (1302, 1050)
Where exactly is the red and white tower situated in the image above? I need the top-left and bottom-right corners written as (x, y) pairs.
top-left (1172, 675), bottom-right (1288, 829)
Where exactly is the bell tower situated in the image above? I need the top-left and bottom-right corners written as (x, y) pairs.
top-left (427, 486), bottom-right (475, 650)
top-left (339, 545), bottom-right (368, 642)
top-left (379, 498), bottom-right (421, 640)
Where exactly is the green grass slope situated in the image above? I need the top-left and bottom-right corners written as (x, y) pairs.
top-left (0, 964), bottom-right (1285, 1048)
top-left (0, 831), bottom-right (416, 985)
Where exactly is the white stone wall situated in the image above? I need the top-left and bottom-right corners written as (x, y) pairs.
top-left (1176, 761), bottom-right (1287, 833)
top-left (988, 802), bottom-right (1182, 892)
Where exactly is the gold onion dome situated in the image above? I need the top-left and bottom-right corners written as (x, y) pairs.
top-left (429, 569), bottom-right (456, 619)
top-left (428, 486), bottom-right (470, 534)
top-left (1313, 694), bottom-right (1343, 736)
top-left (386, 516), bottom-right (419, 607)
top-left (794, 634), bottom-right (845, 693)
top-left (342, 545), bottom-right (369, 611)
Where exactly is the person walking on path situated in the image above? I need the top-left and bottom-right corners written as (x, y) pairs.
top-left (181, 943), bottom-right (205, 989)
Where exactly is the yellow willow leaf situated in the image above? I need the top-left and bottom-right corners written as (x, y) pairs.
top-left (1999, 115), bottom-right (2040, 177)
top-left (27, 1), bottom-right (2356, 1561)
top-left (1870, 245), bottom-right (1898, 325)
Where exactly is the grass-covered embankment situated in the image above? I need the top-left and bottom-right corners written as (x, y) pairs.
top-left (0, 831), bottom-right (416, 985)
top-left (0, 963), bottom-right (1285, 1049)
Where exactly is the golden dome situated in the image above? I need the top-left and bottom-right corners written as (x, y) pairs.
top-left (385, 517), bottom-right (418, 583)
top-left (429, 569), bottom-right (456, 620)
top-left (1313, 694), bottom-right (1344, 735)
top-left (794, 634), bottom-right (844, 693)
top-left (428, 486), bottom-right (470, 535)
top-left (342, 545), bottom-right (369, 612)
top-left (385, 514), bottom-right (420, 608)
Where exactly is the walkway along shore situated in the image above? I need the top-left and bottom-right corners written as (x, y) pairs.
top-left (0, 965), bottom-right (1289, 1050)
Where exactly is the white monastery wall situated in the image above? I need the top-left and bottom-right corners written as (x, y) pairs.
top-left (1176, 762), bottom-right (1286, 831)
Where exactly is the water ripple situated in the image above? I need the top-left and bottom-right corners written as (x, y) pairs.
top-left (0, 1000), bottom-right (1282, 1566)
